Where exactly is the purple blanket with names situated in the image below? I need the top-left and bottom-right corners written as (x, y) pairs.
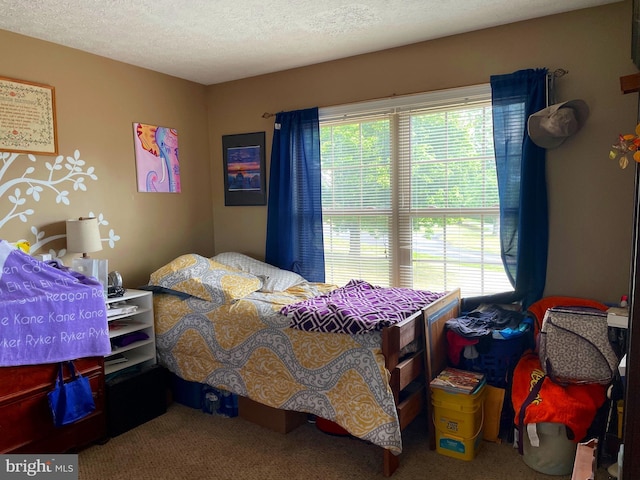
top-left (0, 240), bottom-right (111, 366)
top-left (280, 279), bottom-right (445, 334)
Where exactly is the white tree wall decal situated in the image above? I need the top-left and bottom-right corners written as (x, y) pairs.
top-left (0, 150), bottom-right (120, 256)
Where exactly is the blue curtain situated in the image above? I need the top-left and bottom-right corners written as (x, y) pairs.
top-left (492, 68), bottom-right (548, 308)
top-left (265, 107), bottom-right (325, 282)
top-left (464, 68), bottom-right (548, 310)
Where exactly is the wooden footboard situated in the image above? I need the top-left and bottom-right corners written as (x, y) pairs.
top-left (381, 288), bottom-right (461, 476)
top-left (422, 288), bottom-right (461, 450)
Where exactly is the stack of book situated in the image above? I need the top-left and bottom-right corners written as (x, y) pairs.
top-left (105, 353), bottom-right (128, 367)
top-left (430, 367), bottom-right (485, 395)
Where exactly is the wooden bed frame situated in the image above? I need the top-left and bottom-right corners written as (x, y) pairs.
top-left (381, 288), bottom-right (461, 476)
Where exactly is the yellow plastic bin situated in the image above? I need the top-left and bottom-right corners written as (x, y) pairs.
top-left (432, 383), bottom-right (486, 461)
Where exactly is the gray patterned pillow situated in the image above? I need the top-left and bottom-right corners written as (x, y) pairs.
top-left (149, 253), bottom-right (262, 302)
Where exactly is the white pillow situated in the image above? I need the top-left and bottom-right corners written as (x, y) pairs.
top-left (212, 252), bottom-right (306, 292)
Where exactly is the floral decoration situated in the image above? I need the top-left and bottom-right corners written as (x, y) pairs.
top-left (610, 123), bottom-right (640, 169)
top-left (14, 240), bottom-right (30, 253)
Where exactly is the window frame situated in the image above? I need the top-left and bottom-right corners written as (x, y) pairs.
top-left (319, 84), bottom-right (512, 296)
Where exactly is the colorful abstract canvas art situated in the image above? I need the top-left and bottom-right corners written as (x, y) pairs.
top-left (133, 123), bottom-right (181, 193)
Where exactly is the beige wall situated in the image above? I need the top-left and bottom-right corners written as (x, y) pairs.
top-left (0, 1), bottom-right (637, 304)
top-left (0, 30), bottom-right (214, 288)
top-left (208, 0), bottom-right (639, 304)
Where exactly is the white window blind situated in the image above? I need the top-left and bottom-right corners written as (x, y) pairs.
top-left (319, 85), bottom-right (513, 297)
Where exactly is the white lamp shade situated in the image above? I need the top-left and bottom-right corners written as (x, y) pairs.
top-left (66, 217), bottom-right (103, 256)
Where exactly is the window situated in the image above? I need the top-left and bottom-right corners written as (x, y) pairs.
top-left (319, 85), bottom-right (513, 297)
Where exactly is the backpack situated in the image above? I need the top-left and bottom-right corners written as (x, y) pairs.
top-left (539, 307), bottom-right (618, 385)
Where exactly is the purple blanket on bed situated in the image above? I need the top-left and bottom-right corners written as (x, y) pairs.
top-left (281, 279), bottom-right (445, 334)
top-left (0, 240), bottom-right (111, 366)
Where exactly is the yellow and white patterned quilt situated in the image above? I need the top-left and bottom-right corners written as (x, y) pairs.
top-left (153, 282), bottom-right (403, 453)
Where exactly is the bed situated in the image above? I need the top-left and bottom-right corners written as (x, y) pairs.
top-left (148, 252), bottom-right (460, 476)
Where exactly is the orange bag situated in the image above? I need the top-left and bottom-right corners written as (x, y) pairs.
top-left (512, 353), bottom-right (606, 444)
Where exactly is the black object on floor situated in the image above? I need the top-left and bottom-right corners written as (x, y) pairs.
top-left (105, 364), bottom-right (167, 437)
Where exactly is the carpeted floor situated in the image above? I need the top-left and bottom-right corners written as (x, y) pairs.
top-left (78, 403), bottom-right (611, 480)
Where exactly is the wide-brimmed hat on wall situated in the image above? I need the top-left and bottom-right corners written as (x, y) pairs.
top-left (527, 99), bottom-right (590, 149)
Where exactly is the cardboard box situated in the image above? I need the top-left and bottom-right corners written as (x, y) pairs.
top-left (238, 396), bottom-right (307, 433)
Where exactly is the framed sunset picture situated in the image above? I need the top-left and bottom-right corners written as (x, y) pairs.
top-left (222, 131), bottom-right (266, 206)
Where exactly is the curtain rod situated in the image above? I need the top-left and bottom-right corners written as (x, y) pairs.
top-left (262, 69), bottom-right (568, 118)
top-left (260, 84), bottom-right (487, 119)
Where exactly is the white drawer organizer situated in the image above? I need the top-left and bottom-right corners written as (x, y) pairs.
top-left (105, 289), bottom-right (156, 376)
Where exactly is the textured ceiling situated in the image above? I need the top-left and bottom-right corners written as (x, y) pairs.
top-left (0, 0), bottom-right (622, 85)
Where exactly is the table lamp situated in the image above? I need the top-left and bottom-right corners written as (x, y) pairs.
top-left (66, 217), bottom-right (108, 296)
top-left (66, 217), bottom-right (103, 258)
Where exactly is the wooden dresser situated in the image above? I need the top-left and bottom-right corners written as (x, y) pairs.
top-left (0, 357), bottom-right (107, 453)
